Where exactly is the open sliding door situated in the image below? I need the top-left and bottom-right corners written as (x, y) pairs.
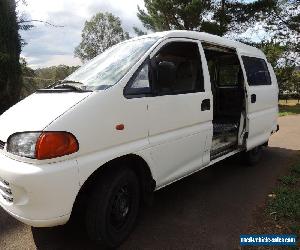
top-left (237, 51), bottom-right (279, 150)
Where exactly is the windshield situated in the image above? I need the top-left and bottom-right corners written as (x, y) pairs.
top-left (65, 37), bottom-right (158, 90)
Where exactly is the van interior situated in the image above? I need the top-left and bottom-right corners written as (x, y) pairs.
top-left (203, 43), bottom-right (246, 160)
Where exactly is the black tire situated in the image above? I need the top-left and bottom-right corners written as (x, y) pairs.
top-left (86, 167), bottom-right (140, 248)
top-left (244, 146), bottom-right (263, 166)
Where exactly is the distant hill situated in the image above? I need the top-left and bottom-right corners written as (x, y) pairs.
top-left (21, 64), bottom-right (80, 99)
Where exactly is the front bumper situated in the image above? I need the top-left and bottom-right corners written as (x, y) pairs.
top-left (1, 206), bottom-right (70, 227)
top-left (0, 152), bottom-right (80, 227)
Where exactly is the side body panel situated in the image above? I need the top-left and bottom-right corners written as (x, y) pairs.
top-left (147, 94), bottom-right (212, 187)
top-left (237, 51), bottom-right (279, 150)
top-left (44, 87), bottom-right (152, 186)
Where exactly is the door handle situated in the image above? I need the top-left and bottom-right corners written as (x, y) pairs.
top-left (251, 94), bottom-right (256, 103)
top-left (201, 99), bottom-right (210, 111)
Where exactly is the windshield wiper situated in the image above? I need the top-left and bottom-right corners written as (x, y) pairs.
top-left (53, 80), bottom-right (92, 92)
top-left (45, 80), bottom-right (84, 89)
top-left (60, 80), bottom-right (85, 85)
top-left (37, 80), bottom-right (92, 93)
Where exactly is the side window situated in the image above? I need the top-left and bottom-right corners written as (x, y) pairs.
top-left (242, 56), bottom-right (271, 86)
top-left (153, 41), bottom-right (204, 95)
top-left (124, 62), bottom-right (151, 96)
top-left (218, 64), bottom-right (240, 86)
top-left (204, 47), bottom-right (242, 87)
top-left (131, 64), bottom-right (150, 89)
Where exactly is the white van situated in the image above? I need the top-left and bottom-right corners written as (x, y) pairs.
top-left (0, 31), bottom-right (278, 247)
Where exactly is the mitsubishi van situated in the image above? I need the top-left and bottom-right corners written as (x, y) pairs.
top-left (0, 30), bottom-right (278, 247)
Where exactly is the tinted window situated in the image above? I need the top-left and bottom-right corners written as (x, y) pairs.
top-left (154, 42), bottom-right (204, 95)
top-left (242, 56), bottom-right (271, 86)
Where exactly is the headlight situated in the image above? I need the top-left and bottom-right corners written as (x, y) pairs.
top-left (7, 132), bottom-right (79, 160)
top-left (7, 132), bottom-right (40, 158)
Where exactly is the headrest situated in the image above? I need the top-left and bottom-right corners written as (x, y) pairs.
top-left (157, 61), bottom-right (176, 90)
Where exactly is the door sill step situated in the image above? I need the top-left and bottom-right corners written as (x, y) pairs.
top-left (210, 146), bottom-right (237, 161)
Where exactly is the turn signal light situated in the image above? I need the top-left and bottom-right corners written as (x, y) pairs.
top-left (36, 132), bottom-right (79, 160)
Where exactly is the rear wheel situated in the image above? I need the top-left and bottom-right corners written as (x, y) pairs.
top-left (245, 146), bottom-right (263, 166)
top-left (86, 167), bottom-right (140, 248)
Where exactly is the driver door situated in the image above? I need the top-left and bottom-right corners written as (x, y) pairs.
top-left (147, 38), bottom-right (213, 187)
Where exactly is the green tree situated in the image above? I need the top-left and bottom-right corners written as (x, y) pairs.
top-left (0, 0), bottom-right (22, 114)
top-left (258, 1), bottom-right (299, 97)
top-left (259, 42), bottom-right (293, 93)
top-left (75, 12), bottom-right (130, 62)
top-left (35, 65), bottom-right (79, 81)
top-left (20, 65), bottom-right (80, 100)
top-left (137, 0), bottom-right (212, 32)
top-left (261, 0), bottom-right (299, 49)
top-left (137, 0), bottom-right (275, 36)
top-left (133, 26), bottom-right (147, 36)
top-left (248, 41), bottom-right (299, 98)
top-left (20, 57), bottom-right (35, 77)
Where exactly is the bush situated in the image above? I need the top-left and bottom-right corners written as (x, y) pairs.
top-left (21, 77), bottom-right (53, 99)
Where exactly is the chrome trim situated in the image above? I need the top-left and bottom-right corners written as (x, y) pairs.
top-left (0, 178), bottom-right (13, 202)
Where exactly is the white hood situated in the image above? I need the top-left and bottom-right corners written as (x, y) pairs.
top-left (0, 92), bottom-right (91, 142)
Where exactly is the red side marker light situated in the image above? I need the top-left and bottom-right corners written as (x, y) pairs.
top-left (116, 124), bottom-right (125, 130)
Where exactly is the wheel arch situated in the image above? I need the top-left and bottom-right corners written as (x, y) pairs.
top-left (71, 154), bottom-right (156, 218)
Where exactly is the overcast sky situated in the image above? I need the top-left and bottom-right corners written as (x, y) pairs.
top-left (18, 0), bottom-right (269, 69)
top-left (18, 0), bottom-right (146, 69)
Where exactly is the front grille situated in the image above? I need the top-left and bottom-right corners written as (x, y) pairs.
top-left (0, 140), bottom-right (4, 150)
top-left (0, 177), bottom-right (13, 203)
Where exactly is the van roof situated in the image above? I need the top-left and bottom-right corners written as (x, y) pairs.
top-left (140, 30), bottom-right (266, 59)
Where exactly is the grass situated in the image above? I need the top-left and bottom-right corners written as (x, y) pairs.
top-left (267, 161), bottom-right (300, 241)
top-left (279, 100), bottom-right (300, 117)
top-left (244, 159), bottom-right (300, 250)
top-left (271, 162), bottom-right (300, 220)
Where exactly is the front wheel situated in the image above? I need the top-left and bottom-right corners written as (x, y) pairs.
top-left (86, 167), bottom-right (140, 248)
top-left (244, 146), bottom-right (263, 166)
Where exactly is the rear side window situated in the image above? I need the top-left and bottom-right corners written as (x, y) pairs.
top-left (242, 56), bottom-right (271, 86)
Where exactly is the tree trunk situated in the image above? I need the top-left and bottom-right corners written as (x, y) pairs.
top-left (219, 0), bottom-right (226, 36)
top-left (0, 0), bottom-right (22, 115)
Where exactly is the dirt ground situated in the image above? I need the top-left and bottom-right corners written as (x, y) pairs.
top-left (0, 115), bottom-right (299, 250)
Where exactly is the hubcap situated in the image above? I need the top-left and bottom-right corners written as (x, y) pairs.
top-left (110, 185), bottom-right (131, 230)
